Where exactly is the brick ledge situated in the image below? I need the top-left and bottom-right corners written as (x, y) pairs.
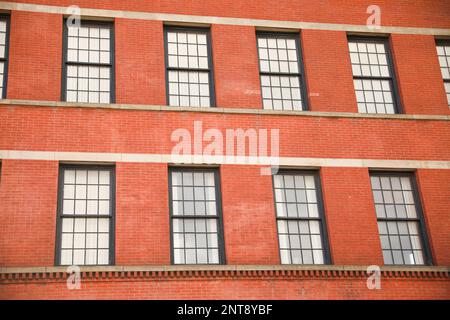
top-left (1, 265), bottom-right (449, 282)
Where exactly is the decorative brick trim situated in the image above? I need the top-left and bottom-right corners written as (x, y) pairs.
top-left (1, 265), bottom-right (448, 284)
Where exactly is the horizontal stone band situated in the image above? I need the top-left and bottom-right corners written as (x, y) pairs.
top-left (0, 2), bottom-right (450, 36)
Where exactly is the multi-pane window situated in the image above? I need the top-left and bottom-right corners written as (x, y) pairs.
top-left (169, 169), bottom-right (224, 264)
top-left (0, 16), bottom-right (10, 99)
top-left (165, 27), bottom-right (214, 107)
top-left (273, 171), bottom-right (329, 264)
top-left (348, 37), bottom-right (399, 114)
top-left (257, 33), bottom-right (306, 111)
top-left (370, 173), bottom-right (430, 265)
top-left (56, 166), bottom-right (115, 266)
top-left (436, 40), bottom-right (450, 106)
top-left (63, 21), bottom-right (114, 103)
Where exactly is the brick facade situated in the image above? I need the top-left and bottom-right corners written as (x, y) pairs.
top-left (0, 0), bottom-right (449, 299)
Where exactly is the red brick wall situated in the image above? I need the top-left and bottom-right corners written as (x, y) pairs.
top-left (211, 25), bottom-right (261, 109)
top-left (2, 4), bottom-right (449, 113)
top-left (1, 106), bottom-right (449, 160)
top-left (1, 0), bottom-right (449, 300)
top-left (115, 163), bottom-right (170, 265)
top-left (1, 277), bottom-right (449, 300)
top-left (0, 160), bottom-right (58, 266)
top-left (321, 167), bottom-right (383, 265)
top-left (1, 158), bottom-right (449, 269)
top-left (302, 30), bottom-right (357, 112)
top-left (416, 169), bottom-right (450, 266)
top-left (390, 34), bottom-right (450, 115)
top-left (7, 11), bottom-right (62, 101)
top-left (115, 19), bottom-right (166, 105)
top-left (12, 0), bottom-right (450, 29)
top-left (220, 165), bottom-right (279, 264)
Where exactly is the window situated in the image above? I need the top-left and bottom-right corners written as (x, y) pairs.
top-left (56, 165), bottom-right (115, 266)
top-left (165, 27), bottom-right (214, 107)
top-left (257, 33), bottom-right (306, 111)
top-left (169, 168), bottom-right (225, 264)
top-left (62, 21), bottom-right (114, 103)
top-left (348, 37), bottom-right (400, 114)
top-left (273, 171), bottom-right (330, 264)
top-left (436, 40), bottom-right (450, 106)
top-left (0, 15), bottom-right (10, 99)
top-left (370, 172), bottom-right (431, 265)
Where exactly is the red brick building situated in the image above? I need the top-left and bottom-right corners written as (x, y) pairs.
top-left (0, 1), bottom-right (449, 299)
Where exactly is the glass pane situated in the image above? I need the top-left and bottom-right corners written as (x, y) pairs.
top-left (59, 167), bottom-right (112, 266)
top-left (273, 173), bottom-right (325, 265)
top-left (170, 170), bottom-right (221, 265)
top-left (371, 174), bottom-right (426, 266)
top-left (349, 39), bottom-right (396, 114)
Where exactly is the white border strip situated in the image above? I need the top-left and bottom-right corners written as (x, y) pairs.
top-left (1, 150), bottom-right (449, 169)
top-left (1, 1), bottom-right (450, 36)
top-left (1, 99), bottom-right (450, 121)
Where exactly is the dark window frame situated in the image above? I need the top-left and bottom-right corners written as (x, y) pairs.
top-left (163, 26), bottom-right (216, 107)
top-left (0, 14), bottom-right (10, 99)
top-left (256, 31), bottom-right (309, 111)
top-left (347, 35), bottom-right (402, 114)
top-left (168, 167), bottom-right (226, 265)
top-left (370, 171), bottom-right (433, 266)
top-left (436, 39), bottom-right (450, 107)
top-left (271, 169), bottom-right (332, 265)
top-left (54, 164), bottom-right (116, 266)
top-left (61, 19), bottom-right (116, 103)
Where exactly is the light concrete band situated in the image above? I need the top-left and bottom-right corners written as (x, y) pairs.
top-left (1, 150), bottom-right (450, 169)
top-left (0, 1), bottom-right (450, 36)
top-left (1, 99), bottom-right (450, 121)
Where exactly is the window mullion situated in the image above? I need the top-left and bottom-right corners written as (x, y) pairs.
top-left (165, 27), bottom-right (213, 107)
top-left (257, 33), bottom-right (305, 111)
top-left (370, 173), bottom-right (429, 265)
top-left (57, 166), bottom-right (114, 266)
top-left (64, 21), bottom-right (113, 104)
top-left (170, 169), bottom-right (223, 265)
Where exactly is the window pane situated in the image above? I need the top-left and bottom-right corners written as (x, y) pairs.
top-left (437, 44), bottom-right (450, 80)
top-left (58, 167), bottom-right (113, 266)
top-left (436, 43), bottom-right (450, 106)
top-left (168, 70), bottom-right (210, 108)
top-left (260, 75), bottom-right (302, 111)
top-left (65, 24), bottom-right (112, 103)
top-left (349, 39), bottom-right (397, 114)
top-left (166, 29), bottom-right (212, 107)
top-left (0, 20), bottom-right (6, 55)
top-left (0, 18), bottom-right (8, 98)
top-left (170, 170), bottom-right (222, 264)
top-left (273, 172), bottom-right (326, 265)
top-left (66, 65), bottom-right (111, 104)
top-left (371, 174), bottom-right (426, 265)
top-left (257, 34), bottom-right (304, 111)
